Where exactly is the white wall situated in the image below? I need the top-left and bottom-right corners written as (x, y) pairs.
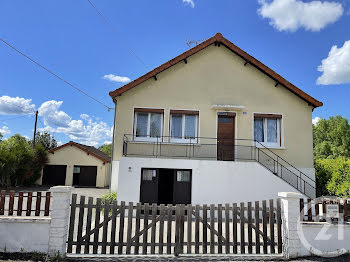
top-left (118, 157), bottom-right (304, 204)
top-left (0, 217), bottom-right (50, 253)
top-left (299, 222), bottom-right (350, 257)
top-left (0, 186), bottom-right (72, 255)
top-left (110, 160), bottom-right (120, 192)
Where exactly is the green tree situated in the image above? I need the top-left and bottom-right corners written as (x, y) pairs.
top-left (313, 115), bottom-right (350, 159)
top-left (326, 158), bottom-right (350, 198)
top-left (314, 158), bottom-right (350, 198)
top-left (315, 158), bottom-right (336, 197)
top-left (98, 143), bottom-right (112, 157)
top-left (0, 134), bottom-right (48, 187)
top-left (34, 131), bottom-right (57, 151)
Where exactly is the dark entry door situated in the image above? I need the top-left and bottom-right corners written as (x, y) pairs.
top-left (140, 169), bottom-right (159, 204)
top-left (79, 166), bottom-right (97, 186)
top-left (42, 165), bottom-right (67, 186)
top-left (173, 170), bottom-right (192, 204)
top-left (217, 114), bottom-right (235, 161)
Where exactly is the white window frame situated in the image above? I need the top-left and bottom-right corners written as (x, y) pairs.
top-left (134, 112), bottom-right (163, 142)
top-left (254, 117), bottom-right (281, 148)
top-left (170, 113), bottom-right (198, 143)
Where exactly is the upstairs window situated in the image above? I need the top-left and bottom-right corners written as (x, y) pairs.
top-left (170, 110), bottom-right (199, 143)
top-left (254, 114), bottom-right (282, 147)
top-left (134, 108), bottom-right (163, 141)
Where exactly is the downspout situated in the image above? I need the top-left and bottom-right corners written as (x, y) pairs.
top-left (109, 98), bottom-right (117, 192)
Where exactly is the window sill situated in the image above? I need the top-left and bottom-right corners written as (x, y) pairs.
top-left (133, 138), bottom-right (160, 142)
top-left (256, 144), bottom-right (286, 150)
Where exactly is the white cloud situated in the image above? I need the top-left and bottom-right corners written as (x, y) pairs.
top-left (103, 74), bottom-right (131, 83)
top-left (38, 100), bottom-right (112, 147)
top-left (0, 126), bottom-right (11, 135)
top-left (0, 96), bottom-right (36, 115)
top-left (183, 0), bottom-right (195, 8)
top-left (258, 0), bottom-right (343, 32)
top-left (38, 100), bottom-right (71, 127)
top-left (317, 40), bottom-right (350, 85)
top-left (312, 117), bottom-right (321, 125)
top-left (80, 114), bottom-right (90, 120)
top-left (103, 140), bottom-right (112, 145)
top-left (57, 141), bottom-right (63, 146)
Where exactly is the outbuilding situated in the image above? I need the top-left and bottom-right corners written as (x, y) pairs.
top-left (40, 141), bottom-right (110, 187)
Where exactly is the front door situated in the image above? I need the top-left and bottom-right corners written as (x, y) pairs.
top-left (217, 114), bottom-right (235, 161)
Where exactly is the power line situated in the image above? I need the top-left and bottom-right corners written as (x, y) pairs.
top-left (0, 37), bottom-right (113, 111)
top-left (0, 114), bottom-right (32, 123)
top-left (86, 0), bottom-right (151, 70)
top-left (38, 116), bottom-right (45, 129)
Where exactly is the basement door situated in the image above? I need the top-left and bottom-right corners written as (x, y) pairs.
top-left (217, 113), bottom-right (235, 161)
top-left (140, 168), bottom-right (191, 205)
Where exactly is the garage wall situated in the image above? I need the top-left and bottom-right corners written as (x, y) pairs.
top-left (118, 157), bottom-right (303, 204)
top-left (41, 145), bottom-right (109, 187)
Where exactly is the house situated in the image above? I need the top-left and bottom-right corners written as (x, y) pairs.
top-left (39, 141), bottom-right (110, 188)
top-left (109, 33), bottom-right (322, 204)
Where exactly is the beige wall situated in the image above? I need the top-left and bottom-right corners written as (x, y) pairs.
top-left (41, 145), bottom-right (110, 187)
top-left (113, 44), bottom-right (315, 168)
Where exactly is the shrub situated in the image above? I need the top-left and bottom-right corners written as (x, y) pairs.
top-left (101, 192), bottom-right (117, 205)
top-left (0, 134), bottom-right (48, 187)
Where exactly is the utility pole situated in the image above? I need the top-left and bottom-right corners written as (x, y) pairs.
top-left (33, 110), bottom-right (38, 148)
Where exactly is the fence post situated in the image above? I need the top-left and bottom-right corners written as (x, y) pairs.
top-left (278, 192), bottom-right (304, 259)
top-left (48, 186), bottom-right (73, 256)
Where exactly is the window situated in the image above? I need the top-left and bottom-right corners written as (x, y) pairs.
top-left (73, 166), bottom-right (80, 173)
top-left (142, 169), bottom-right (157, 181)
top-left (176, 170), bottom-right (191, 182)
top-left (134, 108), bottom-right (163, 141)
top-left (254, 114), bottom-right (282, 147)
top-left (170, 110), bottom-right (198, 143)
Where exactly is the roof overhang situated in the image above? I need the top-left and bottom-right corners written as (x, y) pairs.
top-left (109, 33), bottom-right (323, 108)
top-left (48, 141), bottom-right (110, 163)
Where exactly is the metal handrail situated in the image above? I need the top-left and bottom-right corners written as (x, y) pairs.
top-left (253, 140), bottom-right (315, 183)
top-left (123, 134), bottom-right (315, 196)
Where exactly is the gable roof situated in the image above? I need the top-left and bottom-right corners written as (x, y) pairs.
top-left (109, 33), bottom-right (322, 108)
top-left (49, 141), bottom-right (110, 163)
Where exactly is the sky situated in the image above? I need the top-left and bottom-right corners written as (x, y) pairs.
top-left (1, 0), bottom-right (350, 146)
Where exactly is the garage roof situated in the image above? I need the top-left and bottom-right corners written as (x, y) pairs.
top-left (49, 141), bottom-right (111, 163)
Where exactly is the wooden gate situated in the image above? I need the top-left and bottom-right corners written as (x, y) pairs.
top-left (67, 195), bottom-right (282, 255)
